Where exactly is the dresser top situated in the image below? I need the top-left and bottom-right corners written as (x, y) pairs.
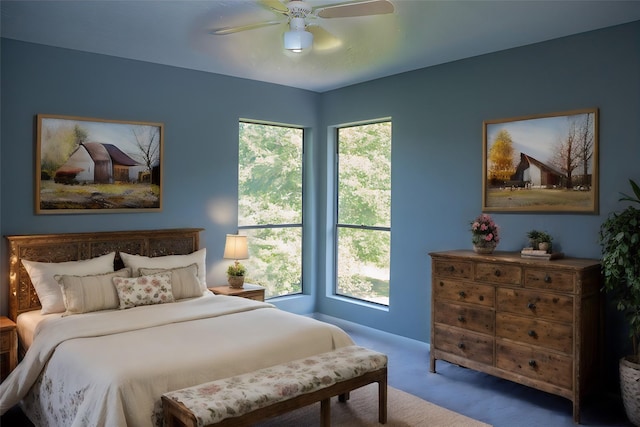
top-left (429, 250), bottom-right (601, 270)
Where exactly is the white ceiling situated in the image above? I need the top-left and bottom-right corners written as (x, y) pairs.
top-left (2, 0), bottom-right (640, 93)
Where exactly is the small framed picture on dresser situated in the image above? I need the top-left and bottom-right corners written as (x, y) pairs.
top-left (482, 108), bottom-right (598, 213)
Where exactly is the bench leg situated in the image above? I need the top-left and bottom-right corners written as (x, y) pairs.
top-left (321, 397), bottom-right (331, 427)
top-left (338, 391), bottom-right (350, 402)
top-left (378, 380), bottom-right (387, 424)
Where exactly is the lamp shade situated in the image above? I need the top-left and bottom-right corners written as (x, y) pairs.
top-left (284, 30), bottom-right (313, 52)
top-left (223, 234), bottom-right (249, 260)
top-left (283, 18), bottom-right (313, 52)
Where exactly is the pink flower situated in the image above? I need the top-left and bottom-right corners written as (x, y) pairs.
top-left (470, 214), bottom-right (500, 244)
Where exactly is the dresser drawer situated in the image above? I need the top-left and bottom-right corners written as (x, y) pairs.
top-left (434, 325), bottom-right (494, 365)
top-left (475, 262), bottom-right (522, 286)
top-left (496, 288), bottom-right (573, 323)
top-left (525, 268), bottom-right (574, 292)
top-left (496, 313), bottom-right (573, 353)
top-left (496, 340), bottom-right (573, 389)
top-left (433, 260), bottom-right (472, 279)
top-left (0, 332), bottom-right (10, 352)
top-left (434, 300), bottom-right (495, 334)
top-left (433, 279), bottom-right (494, 307)
top-left (239, 290), bottom-right (265, 301)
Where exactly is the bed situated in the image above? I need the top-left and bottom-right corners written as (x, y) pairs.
top-left (0, 228), bottom-right (354, 427)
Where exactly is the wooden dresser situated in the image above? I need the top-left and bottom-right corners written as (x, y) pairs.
top-left (429, 250), bottom-right (601, 423)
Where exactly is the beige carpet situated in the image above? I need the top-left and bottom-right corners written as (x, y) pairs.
top-left (255, 383), bottom-right (492, 427)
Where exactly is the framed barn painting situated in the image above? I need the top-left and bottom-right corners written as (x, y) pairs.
top-left (482, 108), bottom-right (598, 213)
top-left (36, 114), bottom-right (163, 214)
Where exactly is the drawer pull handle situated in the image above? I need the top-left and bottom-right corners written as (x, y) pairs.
top-left (446, 266), bottom-right (455, 272)
top-left (494, 270), bottom-right (501, 277)
top-left (527, 302), bottom-right (536, 310)
top-left (458, 315), bottom-right (465, 322)
top-left (459, 291), bottom-right (466, 298)
top-left (528, 330), bottom-right (537, 337)
top-left (544, 274), bottom-right (551, 283)
top-left (528, 359), bottom-right (537, 367)
top-left (457, 343), bottom-right (465, 349)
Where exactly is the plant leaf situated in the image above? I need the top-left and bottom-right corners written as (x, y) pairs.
top-left (619, 179), bottom-right (640, 204)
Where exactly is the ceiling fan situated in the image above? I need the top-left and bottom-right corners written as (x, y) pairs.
top-left (210, 0), bottom-right (395, 53)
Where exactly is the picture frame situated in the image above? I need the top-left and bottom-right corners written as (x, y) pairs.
top-left (482, 108), bottom-right (598, 213)
top-left (36, 114), bottom-right (163, 214)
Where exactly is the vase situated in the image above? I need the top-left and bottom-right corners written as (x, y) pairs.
top-left (473, 242), bottom-right (496, 254)
top-left (227, 275), bottom-right (245, 289)
top-left (620, 356), bottom-right (640, 426)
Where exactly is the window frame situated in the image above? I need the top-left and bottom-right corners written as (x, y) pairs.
top-left (332, 119), bottom-right (392, 306)
top-left (237, 120), bottom-right (305, 299)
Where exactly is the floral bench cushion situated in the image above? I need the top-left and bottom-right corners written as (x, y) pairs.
top-left (162, 345), bottom-right (387, 426)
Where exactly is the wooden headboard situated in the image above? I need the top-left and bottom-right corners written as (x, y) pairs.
top-left (6, 228), bottom-right (204, 321)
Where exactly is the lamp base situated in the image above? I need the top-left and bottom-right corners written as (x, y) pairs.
top-left (227, 276), bottom-right (245, 289)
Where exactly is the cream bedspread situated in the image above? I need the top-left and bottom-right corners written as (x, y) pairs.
top-left (0, 295), bottom-right (354, 427)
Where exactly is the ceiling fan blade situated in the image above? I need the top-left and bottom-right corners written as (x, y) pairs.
top-left (315, 0), bottom-right (394, 19)
top-left (307, 25), bottom-right (342, 51)
top-left (210, 20), bottom-right (284, 35)
top-left (259, 0), bottom-right (289, 15)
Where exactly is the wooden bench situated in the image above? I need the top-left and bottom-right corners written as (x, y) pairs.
top-left (161, 345), bottom-right (388, 427)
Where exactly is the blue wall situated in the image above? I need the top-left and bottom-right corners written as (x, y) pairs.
top-left (317, 22), bottom-right (640, 379)
top-left (0, 39), bottom-right (320, 315)
top-left (2, 22), bottom-right (640, 379)
top-left (315, 22), bottom-right (640, 381)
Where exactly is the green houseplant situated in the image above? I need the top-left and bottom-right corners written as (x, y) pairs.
top-left (599, 179), bottom-right (640, 425)
top-left (226, 262), bottom-right (246, 289)
top-left (526, 230), bottom-right (553, 252)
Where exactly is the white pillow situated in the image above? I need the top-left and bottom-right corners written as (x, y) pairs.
top-left (55, 269), bottom-right (132, 316)
top-left (138, 263), bottom-right (204, 300)
top-left (22, 252), bottom-right (116, 314)
top-left (113, 272), bottom-right (175, 309)
top-left (120, 248), bottom-right (207, 288)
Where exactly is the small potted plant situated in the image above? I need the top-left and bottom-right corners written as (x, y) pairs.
top-left (226, 262), bottom-right (246, 289)
top-left (599, 179), bottom-right (640, 425)
top-left (527, 230), bottom-right (553, 253)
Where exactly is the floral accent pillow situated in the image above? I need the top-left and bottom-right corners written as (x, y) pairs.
top-left (112, 272), bottom-right (175, 309)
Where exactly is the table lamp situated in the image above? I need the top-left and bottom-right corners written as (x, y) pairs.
top-left (223, 234), bottom-right (249, 288)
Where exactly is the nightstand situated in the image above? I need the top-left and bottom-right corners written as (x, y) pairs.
top-left (1, 316), bottom-right (17, 382)
top-left (208, 283), bottom-right (265, 302)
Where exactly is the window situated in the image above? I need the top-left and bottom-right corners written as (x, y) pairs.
top-left (335, 121), bottom-right (391, 305)
top-left (238, 122), bottom-right (303, 298)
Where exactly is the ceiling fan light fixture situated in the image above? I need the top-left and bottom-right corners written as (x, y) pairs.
top-left (284, 29), bottom-right (313, 52)
top-left (284, 17), bottom-right (312, 53)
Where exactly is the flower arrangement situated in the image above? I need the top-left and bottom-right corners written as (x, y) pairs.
top-left (470, 214), bottom-right (500, 246)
